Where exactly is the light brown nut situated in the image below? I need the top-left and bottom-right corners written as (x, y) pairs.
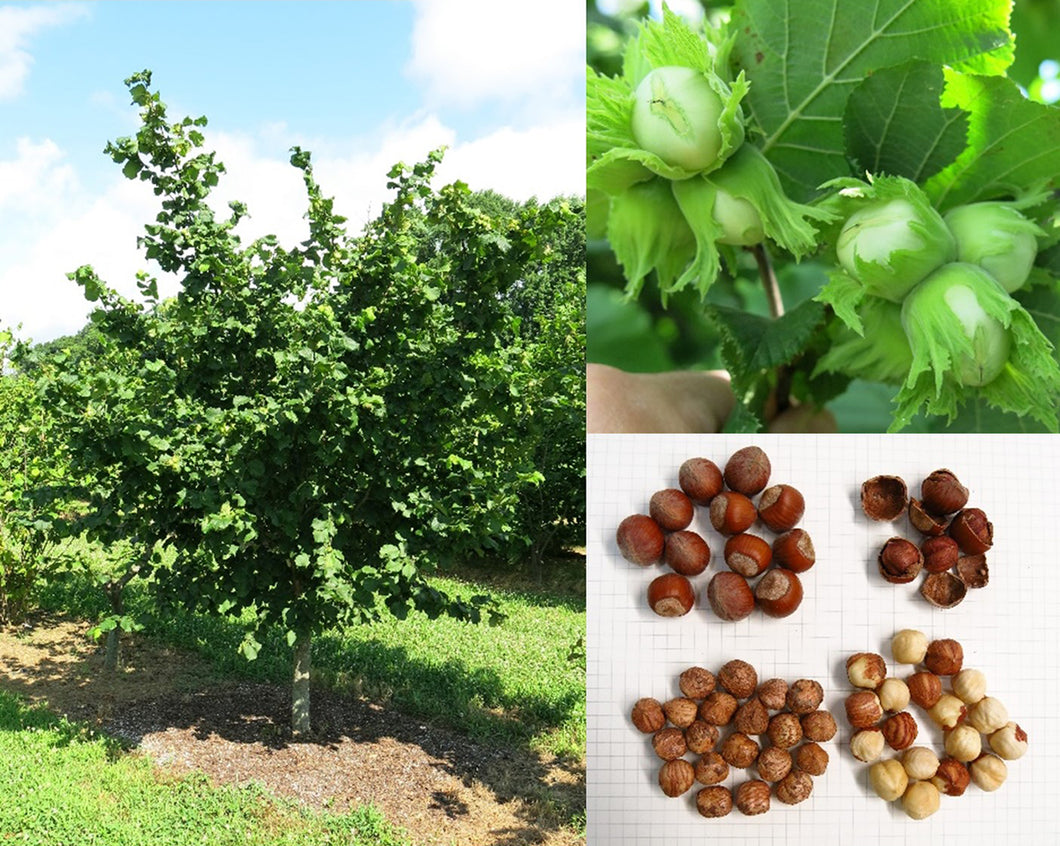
top-left (756, 746), bottom-right (792, 782)
top-left (695, 785), bottom-right (733, 818)
top-left (733, 697), bottom-right (770, 735)
top-left (652, 727), bottom-right (687, 760)
top-left (907, 672), bottom-right (942, 709)
top-left (662, 697), bottom-right (698, 728)
top-left (767, 712), bottom-right (803, 749)
top-left (846, 652), bottom-right (887, 689)
top-left (931, 757), bottom-right (971, 796)
top-left (684, 720), bottom-right (720, 755)
top-left (800, 710), bottom-right (838, 742)
top-left (631, 697), bottom-right (665, 734)
top-left (881, 712), bottom-right (918, 751)
top-left (718, 659), bottom-right (758, 699)
top-left (694, 752), bottom-right (729, 786)
top-left (786, 679), bottom-right (824, 715)
top-left (795, 742), bottom-right (829, 776)
top-left (774, 769), bottom-right (813, 805)
top-left (658, 759), bottom-right (695, 797)
top-left (698, 691), bottom-right (739, 726)
top-left (734, 779), bottom-right (771, 816)
top-left (924, 638), bottom-right (964, 675)
top-left (720, 732), bottom-right (760, 769)
top-left (845, 691), bottom-right (883, 728)
top-left (679, 666), bottom-right (716, 700)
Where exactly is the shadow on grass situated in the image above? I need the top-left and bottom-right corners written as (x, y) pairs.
top-left (0, 688), bottom-right (127, 761)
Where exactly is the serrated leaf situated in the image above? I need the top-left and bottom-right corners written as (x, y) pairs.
top-left (844, 60), bottom-right (968, 183)
top-left (721, 402), bottom-right (762, 433)
top-left (731, 0), bottom-right (1013, 201)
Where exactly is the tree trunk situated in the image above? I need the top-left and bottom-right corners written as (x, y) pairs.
top-left (291, 627), bottom-right (312, 737)
top-left (103, 626), bottom-right (122, 673)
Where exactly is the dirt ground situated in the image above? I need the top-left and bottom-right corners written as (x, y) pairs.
top-left (0, 615), bottom-right (585, 846)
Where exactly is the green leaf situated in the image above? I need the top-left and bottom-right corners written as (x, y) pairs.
top-left (721, 401), bottom-right (762, 433)
top-left (815, 270), bottom-right (868, 334)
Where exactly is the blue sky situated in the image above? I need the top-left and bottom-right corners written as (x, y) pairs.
top-left (1, 1), bottom-right (584, 342)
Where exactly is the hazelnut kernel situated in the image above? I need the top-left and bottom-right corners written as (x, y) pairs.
top-left (969, 753), bottom-right (1007, 792)
top-left (663, 530), bottom-right (711, 577)
top-left (786, 679), bottom-right (824, 715)
top-left (757, 678), bottom-right (788, 711)
top-left (845, 690), bottom-right (883, 728)
top-left (901, 746), bottom-right (940, 781)
top-left (699, 691), bottom-right (739, 726)
top-left (931, 757), bottom-right (971, 796)
top-left (757, 484), bottom-right (805, 533)
top-left (881, 711), bottom-right (918, 751)
top-left (901, 780), bottom-right (941, 820)
top-left (720, 732), bottom-right (760, 769)
top-left (767, 712), bottom-right (803, 749)
top-left (652, 727), bottom-right (687, 760)
top-left (646, 573), bottom-right (695, 617)
top-left (709, 491), bottom-right (757, 535)
top-left (927, 694), bottom-right (967, 730)
top-left (921, 535), bottom-right (959, 573)
top-left (846, 652), bottom-right (887, 689)
top-left (773, 528), bottom-right (816, 572)
top-left (734, 779), bottom-right (771, 816)
top-left (944, 724), bottom-right (982, 763)
top-left (662, 697), bottom-right (699, 728)
top-left (684, 720), bottom-right (720, 755)
top-left (705, 571), bottom-right (755, 622)
top-left (966, 696), bottom-right (1008, 734)
top-left (907, 672), bottom-right (943, 709)
top-left (924, 638), bottom-right (963, 676)
top-left (733, 698), bottom-right (770, 735)
top-left (718, 659), bottom-right (758, 699)
top-left (723, 533), bottom-right (772, 578)
top-left (989, 722), bottom-right (1028, 760)
top-left (869, 758), bottom-right (908, 801)
top-left (795, 742), bottom-right (829, 776)
top-left (695, 785), bottom-right (733, 818)
top-left (678, 666), bottom-right (716, 700)
top-left (861, 475), bottom-right (908, 521)
top-left (850, 727), bottom-right (886, 762)
top-left (951, 668), bottom-right (987, 704)
top-left (648, 488), bottom-right (693, 531)
top-left (800, 710), bottom-right (838, 742)
top-left (878, 678), bottom-right (911, 712)
top-left (878, 537), bottom-right (923, 584)
top-left (678, 457), bottom-right (723, 505)
top-left (694, 752), bottom-right (729, 786)
top-left (630, 697), bottom-right (665, 733)
top-left (774, 769), bottom-right (813, 805)
top-left (615, 514), bottom-right (664, 565)
top-left (755, 746), bottom-right (792, 783)
top-left (658, 759), bottom-right (695, 797)
top-left (891, 629), bottom-right (928, 664)
top-left (921, 468), bottom-right (969, 515)
top-left (754, 568), bottom-right (803, 618)
top-left (723, 446), bottom-right (771, 496)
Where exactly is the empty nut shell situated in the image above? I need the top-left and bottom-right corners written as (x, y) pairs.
top-left (695, 785), bottom-right (733, 817)
top-left (878, 537), bottom-right (923, 584)
top-left (920, 571), bottom-right (967, 609)
top-left (772, 528), bottom-right (815, 572)
top-left (921, 468), bottom-right (969, 515)
top-left (723, 533), bottom-right (772, 578)
top-left (956, 554), bottom-right (988, 588)
top-left (679, 457), bottom-right (724, 505)
top-left (861, 475), bottom-right (908, 521)
top-left (649, 488), bottom-right (694, 531)
top-left (615, 514), bottom-right (664, 565)
top-left (909, 498), bottom-right (951, 536)
top-left (664, 530), bottom-right (711, 577)
top-left (757, 484), bottom-right (805, 533)
top-left (949, 507), bottom-right (993, 554)
top-left (706, 571), bottom-right (755, 622)
top-left (921, 535), bottom-right (959, 573)
top-left (754, 568), bottom-right (803, 618)
top-left (723, 446), bottom-right (771, 496)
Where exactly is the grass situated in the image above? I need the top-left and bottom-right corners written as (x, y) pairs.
top-left (0, 689), bottom-right (411, 846)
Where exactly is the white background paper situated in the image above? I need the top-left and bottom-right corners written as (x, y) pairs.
top-left (587, 434), bottom-right (1057, 844)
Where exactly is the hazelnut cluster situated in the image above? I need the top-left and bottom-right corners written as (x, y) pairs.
top-left (630, 660), bottom-right (835, 818)
top-left (844, 630), bottom-right (1028, 820)
top-left (861, 469), bottom-right (991, 609)
top-left (616, 446), bottom-right (815, 622)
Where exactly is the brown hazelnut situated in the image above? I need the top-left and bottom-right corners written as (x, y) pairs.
top-left (615, 514), bottom-right (664, 565)
top-left (774, 769), bottom-right (813, 804)
top-left (767, 712), bottom-right (803, 748)
top-left (757, 484), bottom-right (805, 533)
top-left (720, 732), bottom-right (760, 768)
top-left (735, 779), bottom-right (772, 815)
top-left (844, 690), bottom-right (883, 728)
top-left (757, 678), bottom-right (788, 711)
top-left (786, 679), bottom-right (824, 715)
top-left (956, 553), bottom-right (988, 588)
top-left (695, 785), bottom-right (733, 818)
top-left (931, 757), bottom-right (971, 796)
top-left (663, 530), bottom-right (712, 577)
top-left (800, 710), bottom-right (838, 742)
top-left (846, 652), bottom-right (887, 689)
top-left (907, 671), bottom-right (943, 709)
top-left (881, 711), bottom-right (918, 750)
top-left (924, 638), bottom-right (963, 676)
top-left (649, 488), bottom-right (694, 531)
top-left (878, 536), bottom-right (923, 584)
top-left (920, 571), bottom-right (967, 608)
top-left (860, 475), bottom-right (908, 521)
top-left (699, 691), bottom-right (739, 726)
top-left (662, 697), bottom-right (699, 728)
top-left (685, 720), bottom-right (720, 755)
top-left (723, 533), bottom-right (772, 578)
top-left (652, 727), bottom-right (687, 760)
top-left (909, 498), bottom-right (951, 536)
top-left (706, 571), bottom-right (755, 622)
top-left (949, 507), bottom-right (993, 554)
top-left (647, 573), bottom-right (695, 617)
top-left (772, 528), bottom-right (815, 572)
top-left (694, 752), bottom-right (729, 785)
top-left (679, 666), bottom-right (716, 700)
top-left (756, 746), bottom-right (792, 782)
top-left (734, 697), bottom-right (770, 735)
top-left (921, 535), bottom-right (959, 573)
top-left (718, 659), bottom-right (758, 699)
top-left (795, 742), bottom-right (829, 775)
top-left (658, 758), bottom-right (695, 797)
top-left (631, 697), bottom-right (665, 733)
top-left (754, 568), bottom-right (803, 618)
top-left (921, 468), bottom-right (969, 515)
top-left (709, 491), bottom-right (757, 535)
top-left (723, 446), bottom-right (771, 496)
top-left (678, 457), bottom-right (723, 505)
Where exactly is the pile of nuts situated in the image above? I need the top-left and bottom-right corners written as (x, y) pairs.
top-left (861, 469), bottom-right (991, 608)
top-left (842, 630), bottom-right (1027, 820)
top-left (616, 446), bottom-right (815, 621)
top-left (631, 659), bottom-right (835, 817)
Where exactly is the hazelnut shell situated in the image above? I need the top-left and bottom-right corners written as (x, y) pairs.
top-left (648, 488), bottom-right (694, 531)
top-left (723, 446), bottom-right (771, 496)
top-left (723, 533), bottom-right (772, 578)
top-left (909, 498), bottom-right (951, 536)
top-left (772, 528), bottom-right (815, 572)
top-left (921, 571), bottom-right (967, 608)
top-left (860, 475), bottom-right (908, 521)
top-left (949, 507), bottom-right (993, 554)
top-left (754, 568), bottom-right (803, 618)
top-left (956, 553), bottom-right (988, 588)
top-left (706, 571), bottom-right (755, 622)
top-left (615, 514), bottom-right (664, 565)
top-left (663, 530), bottom-right (712, 577)
top-left (709, 491), bottom-right (758, 535)
top-left (646, 573), bottom-right (696, 617)
top-left (678, 457), bottom-right (724, 505)
top-left (921, 468), bottom-right (969, 515)
top-left (757, 484), bottom-right (805, 533)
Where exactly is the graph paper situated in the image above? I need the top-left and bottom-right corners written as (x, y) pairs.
top-left (587, 434), bottom-right (1057, 845)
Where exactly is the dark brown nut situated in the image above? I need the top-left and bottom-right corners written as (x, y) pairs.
top-left (694, 751), bottom-right (730, 785)
top-left (699, 691), bottom-right (739, 726)
top-left (860, 475), bottom-right (908, 521)
top-left (685, 720), bottom-right (720, 755)
top-left (709, 492), bottom-right (757, 535)
top-left (615, 514), bottom-right (664, 565)
top-left (774, 769), bottom-right (813, 805)
top-left (757, 484), bottom-right (805, 533)
top-left (755, 746), bottom-right (792, 782)
top-left (754, 568), bottom-right (803, 618)
top-left (921, 571), bottom-right (967, 608)
top-left (723, 534), bottom-right (772, 578)
top-left (921, 535), bottom-right (960, 574)
top-left (949, 508), bottom-right (993, 554)
top-left (795, 742), bottom-right (829, 776)
top-left (734, 698), bottom-right (770, 735)
top-left (846, 652), bottom-right (887, 689)
top-left (800, 710), bottom-right (838, 742)
top-left (956, 554), bottom-right (988, 588)
top-left (649, 488), bottom-right (694, 531)
top-left (723, 446), bottom-right (771, 496)
top-left (631, 697), bottom-right (666, 733)
top-left (881, 711), bottom-right (919, 750)
top-left (706, 571), bottom-right (755, 622)
top-left (658, 758), bottom-right (695, 797)
top-left (757, 678), bottom-right (788, 711)
top-left (907, 671), bottom-right (943, 709)
top-left (921, 469), bottom-right (969, 515)
top-left (663, 530), bottom-right (711, 577)
top-left (720, 732), bottom-right (760, 769)
top-left (679, 666), bottom-right (716, 700)
top-left (662, 697), bottom-right (699, 728)
top-left (735, 779), bottom-right (772, 815)
top-left (647, 573), bottom-right (695, 617)
top-left (772, 528), bottom-right (815, 572)
top-left (695, 785), bottom-right (733, 818)
top-left (679, 457), bottom-right (723, 505)
top-left (878, 537), bottom-right (923, 584)
top-left (718, 659), bottom-right (758, 699)
top-left (924, 638), bottom-right (964, 676)
top-left (909, 498), bottom-right (951, 536)
top-left (845, 691), bottom-right (883, 728)
top-left (931, 757), bottom-right (971, 796)
top-left (767, 712), bottom-right (803, 748)
top-left (652, 727), bottom-right (687, 760)
top-left (786, 679), bottom-right (824, 715)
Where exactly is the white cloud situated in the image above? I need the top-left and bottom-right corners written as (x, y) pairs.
top-left (0, 3), bottom-right (88, 101)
